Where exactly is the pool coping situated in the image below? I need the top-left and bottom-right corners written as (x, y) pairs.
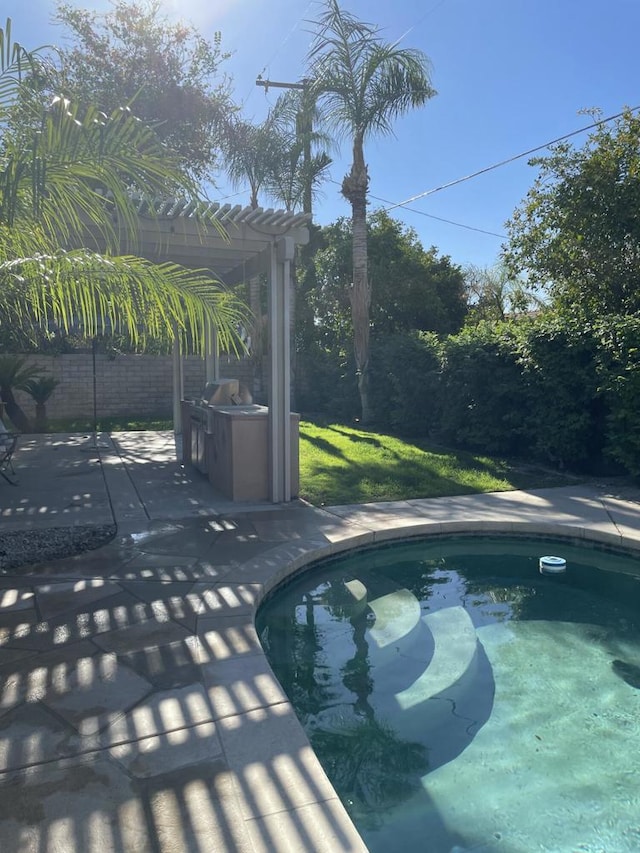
top-left (226, 484), bottom-right (640, 851)
top-left (2, 480), bottom-right (640, 851)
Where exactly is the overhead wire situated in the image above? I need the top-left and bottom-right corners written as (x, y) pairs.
top-left (371, 194), bottom-right (507, 238)
top-left (241, 1), bottom-right (315, 108)
top-left (384, 105), bottom-right (640, 213)
top-left (393, 0), bottom-right (451, 46)
top-left (326, 176), bottom-right (506, 238)
top-left (232, 7), bottom-right (639, 239)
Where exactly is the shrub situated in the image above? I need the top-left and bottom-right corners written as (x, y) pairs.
top-left (295, 344), bottom-right (359, 422)
top-left (368, 332), bottom-right (441, 437)
top-left (516, 317), bottom-right (604, 470)
top-left (597, 316), bottom-right (640, 476)
top-left (438, 323), bottom-right (528, 455)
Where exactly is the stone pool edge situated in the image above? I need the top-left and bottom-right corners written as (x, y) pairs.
top-left (219, 484), bottom-right (640, 851)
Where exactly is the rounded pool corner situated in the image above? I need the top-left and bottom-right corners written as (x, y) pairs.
top-left (256, 527), bottom-right (640, 853)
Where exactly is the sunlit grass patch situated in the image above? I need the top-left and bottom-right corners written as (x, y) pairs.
top-left (299, 421), bottom-right (575, 506)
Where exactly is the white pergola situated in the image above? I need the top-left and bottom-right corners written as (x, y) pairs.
top-left (125, 200), bottom-right (311, 503)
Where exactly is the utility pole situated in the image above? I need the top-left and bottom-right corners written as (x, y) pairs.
top-left (256, 77), bottom-right (306, 93)
top-left (256, 76), bottom-right (313, 215)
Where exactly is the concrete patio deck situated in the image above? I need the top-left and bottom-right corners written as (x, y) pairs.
top-left (1, 431), bottom-right (640, 852)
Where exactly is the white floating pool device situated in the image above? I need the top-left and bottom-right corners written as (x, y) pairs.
top-left (539, 555), bottom-right (567, 575)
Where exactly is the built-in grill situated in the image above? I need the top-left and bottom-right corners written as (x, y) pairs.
top-left (181, 380), bottom-right (298, 501)
top-left (188, 379), bottom-right (248, 472)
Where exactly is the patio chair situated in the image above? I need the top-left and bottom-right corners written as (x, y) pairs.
top-left (0, 420), bottom-right (18, 486)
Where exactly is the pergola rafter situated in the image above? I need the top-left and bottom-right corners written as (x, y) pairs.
top-left (118, 200), bottom-right (311, 503)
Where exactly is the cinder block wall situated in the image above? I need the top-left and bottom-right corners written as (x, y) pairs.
top-left (8, 353), bottom-right (257, 424)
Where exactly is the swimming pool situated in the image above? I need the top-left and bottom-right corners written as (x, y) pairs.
top-left (257, 535), bottom-right (640, 853)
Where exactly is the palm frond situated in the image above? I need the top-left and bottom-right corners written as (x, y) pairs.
top-left (307, 1), bottom-right (435, 142)
top-left (1, 18), bottom-right (243, 355)
top-left (0, 18), bottom-right (33, 108)
top-left (0, 250), bottom-right (251, 355)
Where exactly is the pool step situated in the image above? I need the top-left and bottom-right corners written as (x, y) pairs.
top-left (395, 606), bottom-right (479, 710)
top-left (373, 605), bottom-right (492, 771)
top-left (366, 586), bottom-right (427, 668)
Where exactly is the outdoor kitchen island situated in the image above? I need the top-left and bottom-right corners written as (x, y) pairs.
top-left (181, 395), bottom-right (300, 502)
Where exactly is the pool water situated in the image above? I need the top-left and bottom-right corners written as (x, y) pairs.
top-left (256, 536), bottom-right (640, 853)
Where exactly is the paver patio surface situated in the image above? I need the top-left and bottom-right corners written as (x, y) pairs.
top-left (0, 431), bottom-right (639, 852)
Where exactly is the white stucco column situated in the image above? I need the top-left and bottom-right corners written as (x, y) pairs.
top-left (268, 236), bottom-right (294, 502)
top-left (204, 320), bottom-right (218, 383)
top-left (172, 322), bottom-right (184, 436)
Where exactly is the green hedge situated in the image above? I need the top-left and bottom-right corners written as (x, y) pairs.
top-left (300, 314), bottom-right (640, 477)
top-left (516, 317), bottom-right (604, 470)
top-left (438, 323), bottom-right (528, 455)
top-left (597, 316), bottom-right (640, 476)
top-left (368, 332), bottom-right (441, 436)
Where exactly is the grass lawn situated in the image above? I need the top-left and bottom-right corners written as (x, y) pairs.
top-left (298, 420), bottom-right (579, 506)
top-left (41, 415), bottom-right (578, 507)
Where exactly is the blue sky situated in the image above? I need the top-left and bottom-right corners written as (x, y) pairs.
top-left (6, 0), bottom-right (640, 270)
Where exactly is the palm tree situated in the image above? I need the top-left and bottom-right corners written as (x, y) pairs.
top-left (464, 263), bottom-right (544, 323)
top-left (262, 89), bottom-right (332, 214)
top-left (308, 1), bottom-right (435, 422)
top-left (218, 94), bottom-right (331, 403)
top-left (218, 92), bottom-right (331, 214)
top-left (22, 375), bottom-right (60, 432)
top-left (311, 717), bottom-right (428, 818)
top-left (0, 19), bottom-right (247, 356)
top-left (218, 113), bottom-right (282, 210)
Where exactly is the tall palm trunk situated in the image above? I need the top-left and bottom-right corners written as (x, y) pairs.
top-left (307, 0), bottom-right (435, 422)
top-left (342, 137), bottom-right (372, 423)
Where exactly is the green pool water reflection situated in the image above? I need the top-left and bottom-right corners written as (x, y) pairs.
top-left (256, 536), bottom-right (640, 853)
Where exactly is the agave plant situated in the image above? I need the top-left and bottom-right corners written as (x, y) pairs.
top-left (0, 355), bottom-right (43, 431)
top-left (22, 374), bottom-right (60, 432)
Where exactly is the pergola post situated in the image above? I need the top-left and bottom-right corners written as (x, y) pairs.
top-left (140, 201), bottom-right (309, 501)
top-left (172, 321), bottom-right (184, 435)
top-left (268, 236), bottom-right (294, 502)
top-left (205, 321), bottom-right (218, 383)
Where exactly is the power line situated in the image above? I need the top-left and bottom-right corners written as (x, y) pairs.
top-left (256, 1), bottom-right (314, 81)
top-left (241, 1), bottom-right (315, 108)
top-left (370, 193), bottom-right (507, 238)
top-left (384, 105), bottom-right (640, 213)
top-left (324, 108), bottom-right (640, 238)
top-left (393, 0), bottom-right (451, 46)
top-left (327, 177), bottom-right (506, 239)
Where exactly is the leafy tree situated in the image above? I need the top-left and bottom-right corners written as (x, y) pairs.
top-left (309, 213), bottom-right (466, 343)
top-left (307, 0), bottom-right (435, 423)
top-left (0, 20), bottom-right (246, 359)
top-left (366, 211), bottom-right (466, 335)
top-left (296, 214), bottom-right (463, 422)
top-left (305, 219), bottom-right (354, 354)
top-left (506, 109), bottom-right (640, 316)
top-left (53, 0), bottom-right (232, 182)
top-left (464, 263), bottom-right (542, 324)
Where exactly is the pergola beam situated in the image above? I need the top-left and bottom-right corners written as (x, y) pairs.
top-left (136, 201), bottom-right (310, 504)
